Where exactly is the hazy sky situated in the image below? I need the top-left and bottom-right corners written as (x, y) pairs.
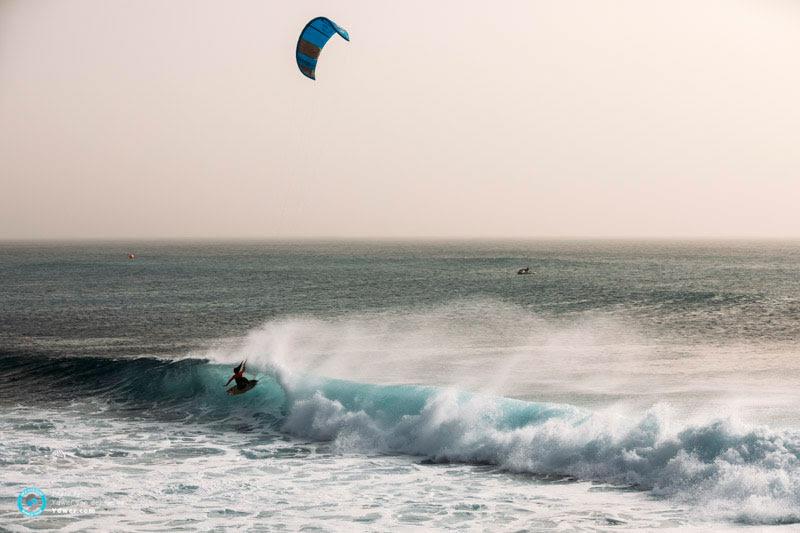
top-left (1, 0), bottom-right (799, 239)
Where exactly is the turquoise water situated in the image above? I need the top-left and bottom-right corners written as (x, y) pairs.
top-left (2, 240), bottom-right (799, 530)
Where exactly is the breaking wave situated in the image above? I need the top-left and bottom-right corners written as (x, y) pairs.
top-left (2, 346), bottom-right (799, 525)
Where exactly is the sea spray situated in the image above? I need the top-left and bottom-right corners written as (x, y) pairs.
top-left (194, 311), bottom-right (800, 524)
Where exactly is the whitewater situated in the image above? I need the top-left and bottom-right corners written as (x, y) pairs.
top-left (2, 241), bottom-right (799, 531)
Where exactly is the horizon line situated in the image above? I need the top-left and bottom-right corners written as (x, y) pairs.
top-left (2, 235), bottom-right (800, 243)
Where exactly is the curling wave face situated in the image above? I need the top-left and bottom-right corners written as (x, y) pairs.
top-left (3, 352), bottom-right (799, 525)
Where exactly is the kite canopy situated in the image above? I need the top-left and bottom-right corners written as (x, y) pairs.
top-left (295, 17), bottom-right (349, 80)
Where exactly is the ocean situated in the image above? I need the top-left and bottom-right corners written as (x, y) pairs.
top-left (1, 240), bottom-right (799, 531)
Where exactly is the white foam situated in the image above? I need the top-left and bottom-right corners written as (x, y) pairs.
top-left (279, 386), bottom-right (800, 524)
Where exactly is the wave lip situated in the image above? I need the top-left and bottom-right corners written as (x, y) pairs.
top-left (279, 377), bottom-right (800, 525)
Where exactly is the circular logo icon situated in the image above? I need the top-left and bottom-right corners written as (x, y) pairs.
top-left (17, 487), bottom-right (47, 517)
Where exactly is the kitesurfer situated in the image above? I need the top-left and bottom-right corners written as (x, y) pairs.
top-left (225, 360), bottom-right (250, 390)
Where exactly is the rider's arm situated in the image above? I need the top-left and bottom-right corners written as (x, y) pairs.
top-left (225, 375), bottom-right (235, 386)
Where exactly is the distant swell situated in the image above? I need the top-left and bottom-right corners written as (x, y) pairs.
top-left (2, 351), bottom-right (799, 525)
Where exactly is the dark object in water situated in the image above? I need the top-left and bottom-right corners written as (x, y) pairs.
top-left (517, 267), bottom-right (531, 275)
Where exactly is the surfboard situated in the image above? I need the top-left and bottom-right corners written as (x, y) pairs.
top-left (227, 380), bottom-right (258, 396)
